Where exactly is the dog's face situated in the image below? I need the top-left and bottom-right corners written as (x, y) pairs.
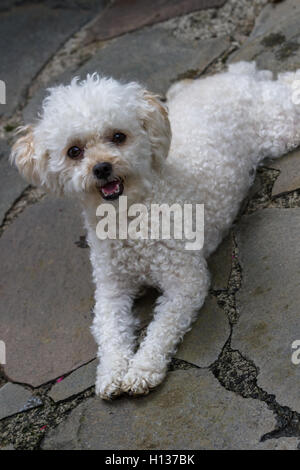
top-left (11, 75), bottom-right (171, 203)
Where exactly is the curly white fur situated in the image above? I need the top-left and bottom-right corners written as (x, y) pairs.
top-left (11, 62), bottom-right (300, 399)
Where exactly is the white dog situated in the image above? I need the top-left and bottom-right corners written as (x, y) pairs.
top-left (11, 62), bottom-right (300, 399)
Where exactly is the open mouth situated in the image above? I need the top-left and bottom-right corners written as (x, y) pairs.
top-left (98, 177), bottom-right (124, 200)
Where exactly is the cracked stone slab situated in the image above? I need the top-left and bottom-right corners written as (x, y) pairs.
top-left (0, 197), bottom-right (96, 386)
top-left (0, 141), bottom-right (27, 224)
top-left (175, 295), bottom-right (230, 367)
top-left (63, 31), bottom-right (230, 97)
top-left (0, 383), bottom-right (41, 420)
top-left (49, 360), bottom-right (96, 402)
top-left (83, 0), bottom-right (227, 44)
top-left (0, 0), bottom-right (108, 117)
top-left (232, 209), bottom-right (300, 411)
top-left (23, 28), bottom-right (230, 122)
top-left (42, 369), bottom-right (276, 450)
top-left (230, 0), bottom-right (300, 73)
top-left (270, 148), bottom-right (300, 196)
top-left (249, 0), bottom-right (300, 40)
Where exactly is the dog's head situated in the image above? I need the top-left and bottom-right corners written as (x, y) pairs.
top-left (11, 74), bottom-right (171, 204)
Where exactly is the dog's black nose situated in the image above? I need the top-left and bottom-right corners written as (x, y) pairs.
top-left (93, 162), bottom-right (112, 179)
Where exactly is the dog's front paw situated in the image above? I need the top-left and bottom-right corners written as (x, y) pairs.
top-left (95, 362), bottom-right (128, 400)
top-left (122, 367), bottom-right (166, 396)
top-left (95, 374), bottom-right (122, 400)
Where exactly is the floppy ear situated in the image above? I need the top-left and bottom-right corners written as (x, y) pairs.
top-left (141, 91), bottom-right (171, 169)
top-left (10, 125), bottom-right (48, 187)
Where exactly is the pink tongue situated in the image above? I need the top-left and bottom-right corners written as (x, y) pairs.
top-left (101, 180), bottom-right (119, 195)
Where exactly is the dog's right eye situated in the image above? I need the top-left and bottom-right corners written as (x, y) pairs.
top-left (67, 146), bottom-right (83, 159)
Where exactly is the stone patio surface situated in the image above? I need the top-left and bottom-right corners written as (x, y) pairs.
top-left (0, 0), bottom-right (300, 450)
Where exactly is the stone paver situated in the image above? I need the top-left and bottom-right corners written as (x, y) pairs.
top-left (175, 295), bottom-right (229, 367)
top-left (0, 141), bottom-right (27, 224)
top-left (0, 383), bottom-right (41, 420)
top-left (230, 0), bottom-right (300, 73)
top-left (75, 31), bottom-right (229, 95)
top-left (49, 360), bottom-right (96, 402)
top-left (0, 0), bottom-right (108, 117)
top-left (1, 197), bottom-right (96, 386)
top-left (270, 148), bottom-right (300, 196)
top-left (83, 0), bottom-right (227, 44)
top-left (42, 369), bottom-right (275, 450)
top-left (23, 29), bottom-right (230, 122)
top-left (232, 209), bottom-right (300, 411)
top-left (250, 0), bottom-right (300, 40)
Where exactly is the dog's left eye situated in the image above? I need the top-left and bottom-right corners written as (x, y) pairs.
top-left (112, 132), bottom-right (127, 144)
top-left (67, 146), bottom-right (83, 159)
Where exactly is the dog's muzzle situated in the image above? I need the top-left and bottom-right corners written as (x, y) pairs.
top-left (97, 177), bottom-right (124, 200)
top-left (93, 162), bottom-right (124, 200)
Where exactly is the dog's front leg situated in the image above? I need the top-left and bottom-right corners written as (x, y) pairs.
top-left (122, 263), bottom-right (210, 396)
top-left (91, 280), bottom-right (138, 400)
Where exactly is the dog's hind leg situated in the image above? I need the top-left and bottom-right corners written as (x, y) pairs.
top-left (121, 260), bottom-right (210, 396)
top-left (255, 71), bottom-right (300, 164)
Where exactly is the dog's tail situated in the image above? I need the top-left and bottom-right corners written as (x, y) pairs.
top-left (231, 62), bottom-right (300, 162)
top-left (168, 61), bottom-right (300, 163)
top-left (268, 67), bottom-right (300, 160)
